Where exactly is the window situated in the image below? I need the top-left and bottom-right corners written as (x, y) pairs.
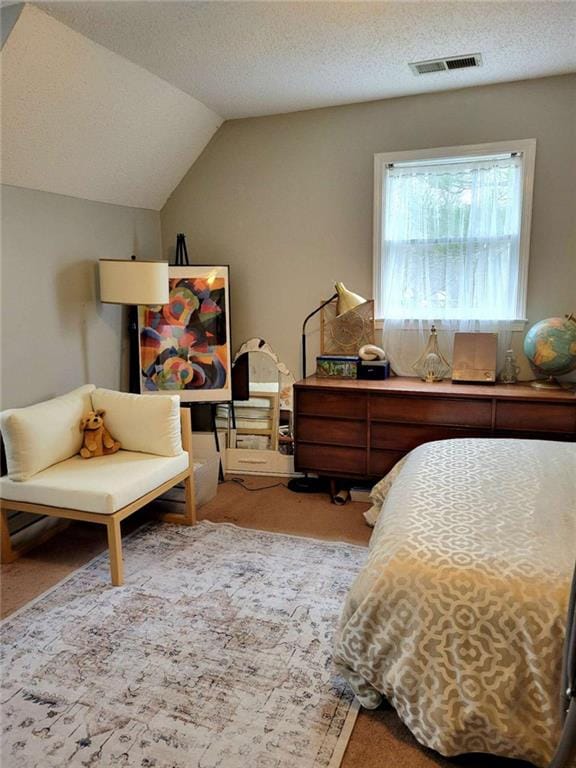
top-left (373, 141), bottom-right (536, 324)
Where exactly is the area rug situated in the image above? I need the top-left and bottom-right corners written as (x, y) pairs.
top-left (1, 521), bottom-right (367, 768)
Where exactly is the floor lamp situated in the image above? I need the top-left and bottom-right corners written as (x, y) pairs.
top-left (301, 283), bottom-right (367, 379)
top-left (301, 294), bottom-right (337, 380)
top-left (288, 282), bottom-right (367, 494)
top-left (99, 257), bottom-right (169, 393)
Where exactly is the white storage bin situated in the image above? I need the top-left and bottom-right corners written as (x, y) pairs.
top-left (193, 456), bottom-right (219, 507)
top-left (191, 432), bottom-right (221, 507)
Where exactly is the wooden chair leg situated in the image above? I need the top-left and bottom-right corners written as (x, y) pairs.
top-left (0, 508), bottom-right (15, 564)
top-left (161, 472), bottom-right (197, 527)
top-left (106, 518), bottom-right (124, 586)
top-left (182, 473), bottom-right (197, 526)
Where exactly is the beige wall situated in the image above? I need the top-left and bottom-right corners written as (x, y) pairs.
top-left (1, 185), bottom-right (161, 408)
top-left (162, 74), bottom-right (576, 379)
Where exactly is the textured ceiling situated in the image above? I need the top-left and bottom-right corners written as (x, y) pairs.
top-left (39, 0), bottom-right (576, 119)
top-left (1, 5), bottom-right (222, 209)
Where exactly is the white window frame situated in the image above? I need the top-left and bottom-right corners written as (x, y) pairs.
top-left (373, 139), bottom-right (536, 329)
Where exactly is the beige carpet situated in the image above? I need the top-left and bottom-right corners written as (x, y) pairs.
top-left (1, 476), bottom-right (533, 768)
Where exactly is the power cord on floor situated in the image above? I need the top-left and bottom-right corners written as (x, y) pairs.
top-left (159, 477), bottom-right (288, 503)
top-left (227, 477), bottom-right (288, 492)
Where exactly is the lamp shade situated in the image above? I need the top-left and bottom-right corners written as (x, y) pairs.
top-left (99, 259), bottom-right (169, 305)
top-left (335, 282), bottom-right (367, 316)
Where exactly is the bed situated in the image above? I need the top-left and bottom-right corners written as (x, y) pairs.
top-left (334, 438), bottom-right (576, 767)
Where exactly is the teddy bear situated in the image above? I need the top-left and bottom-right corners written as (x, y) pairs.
top-left (79, 410), bottom-right (121, 459)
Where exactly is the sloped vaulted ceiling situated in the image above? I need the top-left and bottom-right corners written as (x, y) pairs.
top-left (0, 5), bottom-right (222, 210)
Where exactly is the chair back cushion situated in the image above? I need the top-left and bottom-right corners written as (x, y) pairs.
top-left (91, 389), bottom-right (182, 457)
top-left (0, 385), bottom-right (96, 481)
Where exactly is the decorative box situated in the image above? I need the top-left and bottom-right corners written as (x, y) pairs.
top-left (316, 355), bottom-right (360, 379)
top-left (357, 360), bottom-right (390, 380)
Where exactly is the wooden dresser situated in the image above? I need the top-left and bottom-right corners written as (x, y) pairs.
top-left (293, 376), bottom-right (576, 481)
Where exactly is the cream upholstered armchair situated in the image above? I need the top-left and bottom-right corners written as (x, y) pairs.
top-left (0, 386), bottom-right (195, 586)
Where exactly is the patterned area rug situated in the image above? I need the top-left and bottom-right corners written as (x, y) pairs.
top-left (1, 522), bottom-right (366, 768)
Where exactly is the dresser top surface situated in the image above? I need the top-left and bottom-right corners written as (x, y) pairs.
top-left (295, 375), bottom-right (576, 402)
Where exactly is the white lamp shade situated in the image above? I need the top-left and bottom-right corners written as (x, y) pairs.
top-left (99, 260), bottom-right (169, 305)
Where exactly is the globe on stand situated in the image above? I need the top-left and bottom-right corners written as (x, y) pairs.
top-left (523, 313), bottom-right (576, 389)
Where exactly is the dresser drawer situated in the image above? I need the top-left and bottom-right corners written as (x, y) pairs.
top-left (368, 450), bottom-right (405, 477)
top-left (295, 444), bottom-right (366, 475)
top-left (370, 395), bottom-right (492, 427)
top-left (297, 390), bottom-right (366, 419)
top-left (495, 401), bottom-right (576, 433)
top-left (371, 422), bottom-right (489, 451)
top-left (297, 416), bottom-right (366, 447)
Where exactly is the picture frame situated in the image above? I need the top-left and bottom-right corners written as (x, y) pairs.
top-left (138, 265), bottom-right (232, 402)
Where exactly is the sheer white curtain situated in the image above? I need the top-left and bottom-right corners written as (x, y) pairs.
top-left (381, 319), bottom-right (515, 377)
top-left (377, 155), bottom-right (522, 375)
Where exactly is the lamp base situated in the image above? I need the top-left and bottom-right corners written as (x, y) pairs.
top-left (287, 476), bottom-right (328, 494)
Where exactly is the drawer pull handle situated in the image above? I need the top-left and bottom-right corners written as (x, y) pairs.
top-left (238, 459), bottom-right (268, 465)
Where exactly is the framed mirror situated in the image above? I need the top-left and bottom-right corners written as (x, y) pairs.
top-left (216, 339), bottom-right (295, 475)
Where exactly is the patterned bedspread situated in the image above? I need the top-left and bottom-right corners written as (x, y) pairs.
top-left (334, 438), bottom-right (576, 767)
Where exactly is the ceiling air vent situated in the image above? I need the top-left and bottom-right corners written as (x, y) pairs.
top-left (410, 53), bottom-right (483, 76)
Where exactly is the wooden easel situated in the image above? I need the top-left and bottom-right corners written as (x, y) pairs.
top-left (173, 233), bottom-right (190, 266)
top-left (172, 235), bottom-right (227, 481)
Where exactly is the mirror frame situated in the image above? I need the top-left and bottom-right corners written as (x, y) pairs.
top-left (233, 338), bottom-right (295, 412)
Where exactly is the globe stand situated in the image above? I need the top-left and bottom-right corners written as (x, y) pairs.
top-left (530, 376), bottom-right (576, 391)
top-left (530, 376), bottom-right (564, 390)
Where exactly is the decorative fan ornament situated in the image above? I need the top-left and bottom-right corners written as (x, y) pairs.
top-left (321, 299), bottom-right (375, 355)
top-left (412, 325), bottom-right (451, 382)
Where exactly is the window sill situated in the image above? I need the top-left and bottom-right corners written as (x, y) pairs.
top-left (374, 319), bottom-right (528, 332)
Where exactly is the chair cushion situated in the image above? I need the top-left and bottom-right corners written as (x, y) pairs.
top-left (0, 450), bottom-right (189, 514)
top-left (0, 385), bottom-right (95, 481)
top-left (91, 389), bottom-right (182, 457)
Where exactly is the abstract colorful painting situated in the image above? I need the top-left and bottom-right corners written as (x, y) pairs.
top-left (138, 266), bottom-right (231, 401)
